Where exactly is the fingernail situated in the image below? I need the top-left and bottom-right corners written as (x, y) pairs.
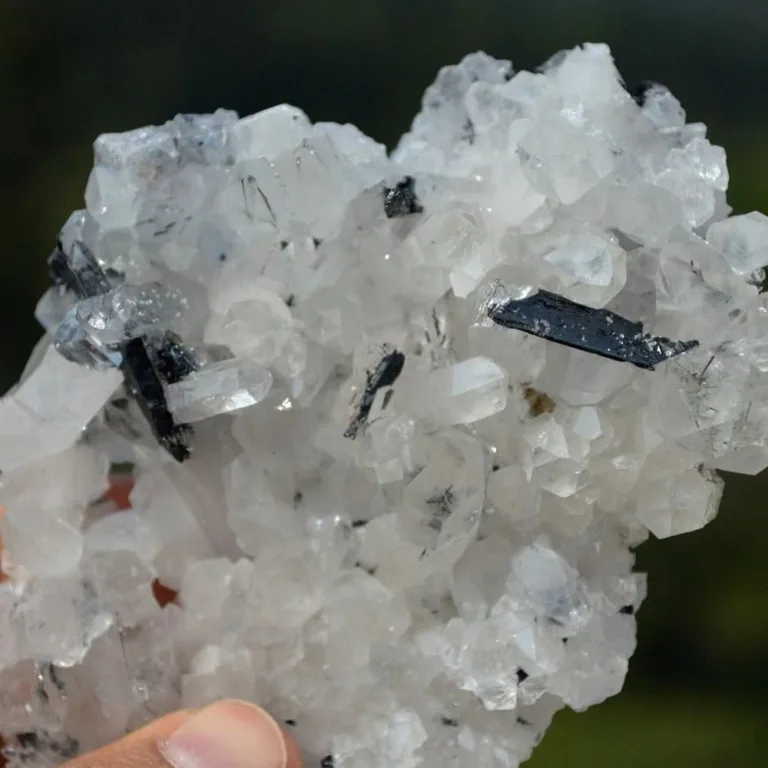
top-left (159, 700), bottom-right (288, 768)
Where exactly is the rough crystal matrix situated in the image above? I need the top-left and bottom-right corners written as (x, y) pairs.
top-left (1, 44), bottom-right (768, 767)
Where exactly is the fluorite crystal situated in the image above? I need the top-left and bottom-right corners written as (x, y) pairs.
top-left (1, 43), bottom-right (767, 767)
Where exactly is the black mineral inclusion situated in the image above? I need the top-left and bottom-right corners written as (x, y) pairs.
top-left (154, 331), bottom-right (199, 385)
top-left (383, 176), bottom-right (424, 218)
top-left (489, 289), bottom-right (698, 370)
top-left (344, 349), bottom-right (406, 438)
top-left (440, 716), bottom-right (459, 727)
top-left (120, 337), bottom-right (194, 462)
top-left (50, 237), bottom-right (198, 463)
top-left (48, 241), bottom-right (113, 299)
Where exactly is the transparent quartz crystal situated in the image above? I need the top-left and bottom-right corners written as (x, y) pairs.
top-left (54, 281), bottom-right (201, 369)
top-left (402, 357), bottom-right (508, 427)
top-left (165, 357), bottom-right (273, 423)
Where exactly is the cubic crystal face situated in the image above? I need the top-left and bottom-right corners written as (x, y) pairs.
top-left (0, 42), bottom-right (766, 768)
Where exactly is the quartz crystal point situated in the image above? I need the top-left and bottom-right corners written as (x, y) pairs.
top-left (1, 42), bottom-right (767, 768)
top-left (165, 357), bottom-right (273, 423)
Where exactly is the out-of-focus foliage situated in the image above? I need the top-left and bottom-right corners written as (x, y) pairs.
top-left (1, 1), bottom-right (767, 763)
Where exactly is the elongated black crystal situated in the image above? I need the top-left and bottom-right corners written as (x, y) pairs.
top-left (48, 241), bottom-right (112, 299)
top-left (489, 290), bottom-right (698, 370)
top-left (344, 349), bottom-right (406, 438)
top-left (383, 176), bottom-right (423, 218)
top-left (120, 337), bottom-right (193, 461)
top-left (47, 234), bottom-right (199, 460)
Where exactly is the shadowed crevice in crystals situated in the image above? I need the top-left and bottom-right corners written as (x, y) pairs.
top-left (628, 79), bottom-right (664, 107)
top-left (488, 289), bottom-right (698, 370)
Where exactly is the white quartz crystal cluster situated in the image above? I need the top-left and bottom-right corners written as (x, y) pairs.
top-left (1, 43), bottom-right (767, 767)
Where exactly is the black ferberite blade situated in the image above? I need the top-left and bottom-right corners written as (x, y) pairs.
top-left (344, 349), bottom-right (406, 439)
top-left (488, 289), bottom-right (698, 370)
top-left (47, 235), bottom-right (199, 463)
top-left (48, 241), bottom-right (113, 299)
top-left (120, 336), bottom-right (194, 462)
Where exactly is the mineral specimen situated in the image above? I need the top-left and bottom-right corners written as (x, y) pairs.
top-left (1, 43), bottom-right (767, 767)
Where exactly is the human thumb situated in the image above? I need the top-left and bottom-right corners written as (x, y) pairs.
top-left (63, 700), bottom-right (303, 768)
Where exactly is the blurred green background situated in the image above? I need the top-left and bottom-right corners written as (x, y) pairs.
top-left (1, 0), bottom-right (768, 764)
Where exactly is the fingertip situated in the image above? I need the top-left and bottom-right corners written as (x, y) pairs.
top-left (281, 730), bottom-right (304, 768)
top-left (62, 701), bottom-right (301, 768)
top-left (159, 700), bottom-right (291, 768)
top-left (62, 709), bottom-right (197, 768)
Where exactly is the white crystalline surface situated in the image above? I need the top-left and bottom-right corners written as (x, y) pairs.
top-left (0, 44), bottom-right (766, 767)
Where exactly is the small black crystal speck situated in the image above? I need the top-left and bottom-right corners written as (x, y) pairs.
top-left (440, 716), bottom-right (459, 727)
top-left (355, 560), bottom-right (378, 577)
top-left (383, 176), bottom-right (423, 219)
top-left (16, 732), bottom-right (40, 751)
top-left (426, 486), bottom-right (455, 532)
top-left (321, 756), bottom-right (335, 768)
top-left (45, 663), bottom-right (66, 694)
top-left (517, 716), bottom-right (532, 727)
top-left (460, 118), bottom-right (476, 144)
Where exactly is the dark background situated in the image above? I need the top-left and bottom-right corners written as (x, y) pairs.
top-left (1, 1), bottom-right (767, 765)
